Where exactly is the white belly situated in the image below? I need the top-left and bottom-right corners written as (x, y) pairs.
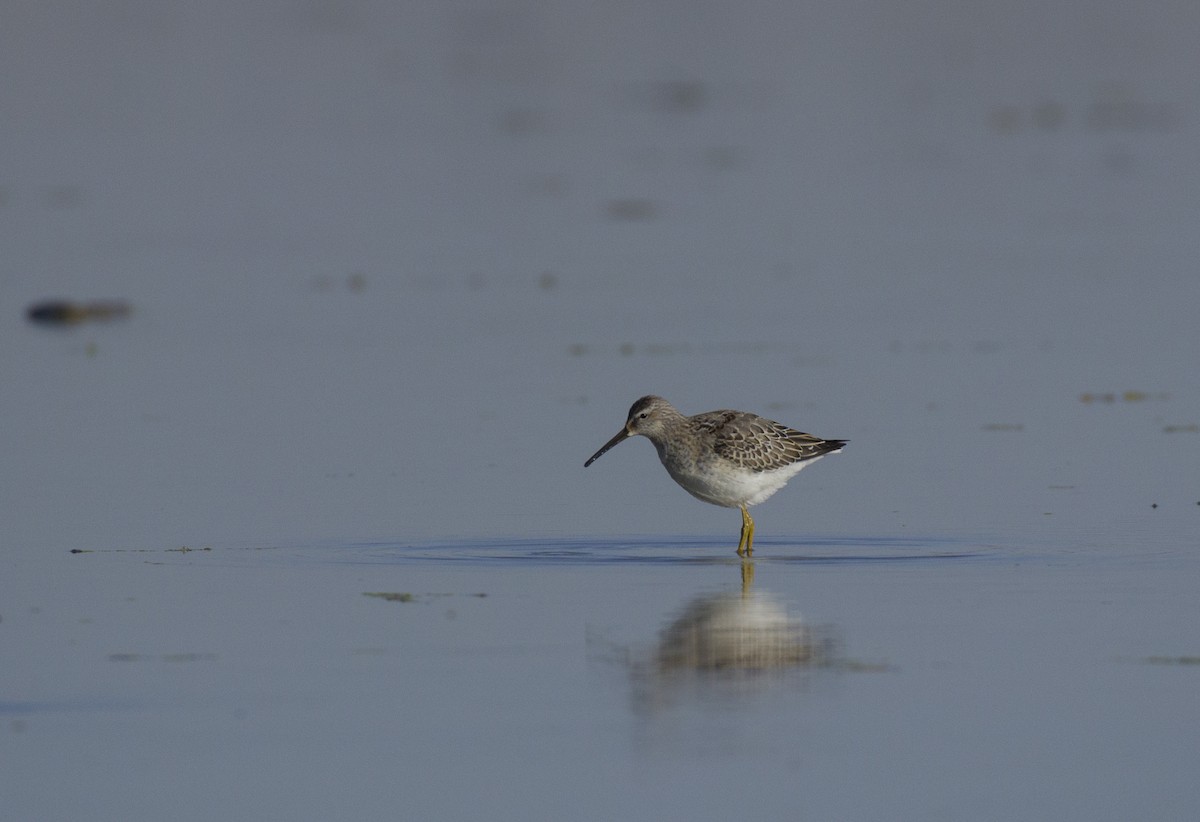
top-left (661, 453), bottom-right (821, 509)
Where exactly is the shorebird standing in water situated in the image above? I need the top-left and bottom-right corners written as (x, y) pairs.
top-left (584, 395), bottom-right (846, 556)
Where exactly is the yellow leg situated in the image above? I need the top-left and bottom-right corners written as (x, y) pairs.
top-left (736, 506), bottom-right (755, 557)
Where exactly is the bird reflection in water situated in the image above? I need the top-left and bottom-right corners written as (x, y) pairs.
top-left (591, 560), bottom-right (840, 715)
top-left (653, 561), bottom-right (828, 672)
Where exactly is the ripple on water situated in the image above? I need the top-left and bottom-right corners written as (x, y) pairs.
top-left (332, 535), bottom-right (1001, 566)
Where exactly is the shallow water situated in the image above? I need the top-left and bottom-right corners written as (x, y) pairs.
top-left (6, 537), bottom-right (1200, 820)
top-left (4, 2), bottom-right (1200, 820)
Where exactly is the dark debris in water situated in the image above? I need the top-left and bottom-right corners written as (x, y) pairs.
top-left (1142, 656), bottom-right (1200, 666)
top-left (26, 299), bottom-right (131, 326)
top-left (604, 198), bottom-right (658, 222)
top-left (363, 592), bottom-right (487, 604)
top-left (71, 546), bottom-right (211, 554)
top-left (1079, 390), bottom-right (1169, 403)
top-left (365, 592), bottom-right (416, 603)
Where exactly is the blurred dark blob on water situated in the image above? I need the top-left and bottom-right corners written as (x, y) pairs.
top-left (26, 300), bottom-right (131, 326)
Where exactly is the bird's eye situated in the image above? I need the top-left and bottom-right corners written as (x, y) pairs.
top-left (639, 412), bottom-right (649, 419)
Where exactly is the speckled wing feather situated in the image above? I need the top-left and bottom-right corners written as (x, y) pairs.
top-left (698, 411), bottom-right (846, 472)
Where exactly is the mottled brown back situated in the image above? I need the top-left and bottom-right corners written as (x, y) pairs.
top-left (695, 410), bottom-right (846, 472)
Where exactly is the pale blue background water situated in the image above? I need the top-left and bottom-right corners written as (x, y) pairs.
top-left (3, 2), bottom-right (1199, 820)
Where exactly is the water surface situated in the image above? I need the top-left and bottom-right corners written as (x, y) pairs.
top-left (3, 2), bottom-right (1199, 820)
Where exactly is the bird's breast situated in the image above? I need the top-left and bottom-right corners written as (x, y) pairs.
top-left (654, 440), bottom-right (807, 508)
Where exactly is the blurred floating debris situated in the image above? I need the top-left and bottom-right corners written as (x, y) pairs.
top-left (604, 198), bottom-right (658, 222)
top-left (537, 271), bottom-right (559, 291)
top-left (990, 101), bottom-right (1066, 133)
top-left (363, 592), bottom-right (487, 604)
top-left (981, 423), bottom-right (1024, 432)
top-left (1079, 390), bottom-right (1169, 404)
top-left (1163, 424), bottom-right (1199, 433)
top-left (651, 80), bottom-right (709, 114)
top-left (365, 592), bottom-right (415, 603)
top-left (69, 546), bottom-right (210, 554)
top-left (621, 79), bottom-right (711, 114)
top-left (988, 103), bottom-right (1075, 133)
top-left (1087, 87), bottom-right (1178, 133)
top-left (311, 272), bottom-right (367, 293)
top-left (1142, 656), bottom-right (1200, 666)
top-left (1031, 101), bottom-right (1066, 130)
top-left (836, 659), bottom-right (893, 673)
top-left (988, 105), bottom-right (1021, 134)
top-left (702, 145), bottom-right (741, 170)
top-left (989, 91), bottom-right (1177, 135)
top-left (26, 299), bottom-right (131, 326)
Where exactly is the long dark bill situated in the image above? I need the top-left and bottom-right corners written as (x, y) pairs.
top-left (584, 428), bottom-right (631, 467)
